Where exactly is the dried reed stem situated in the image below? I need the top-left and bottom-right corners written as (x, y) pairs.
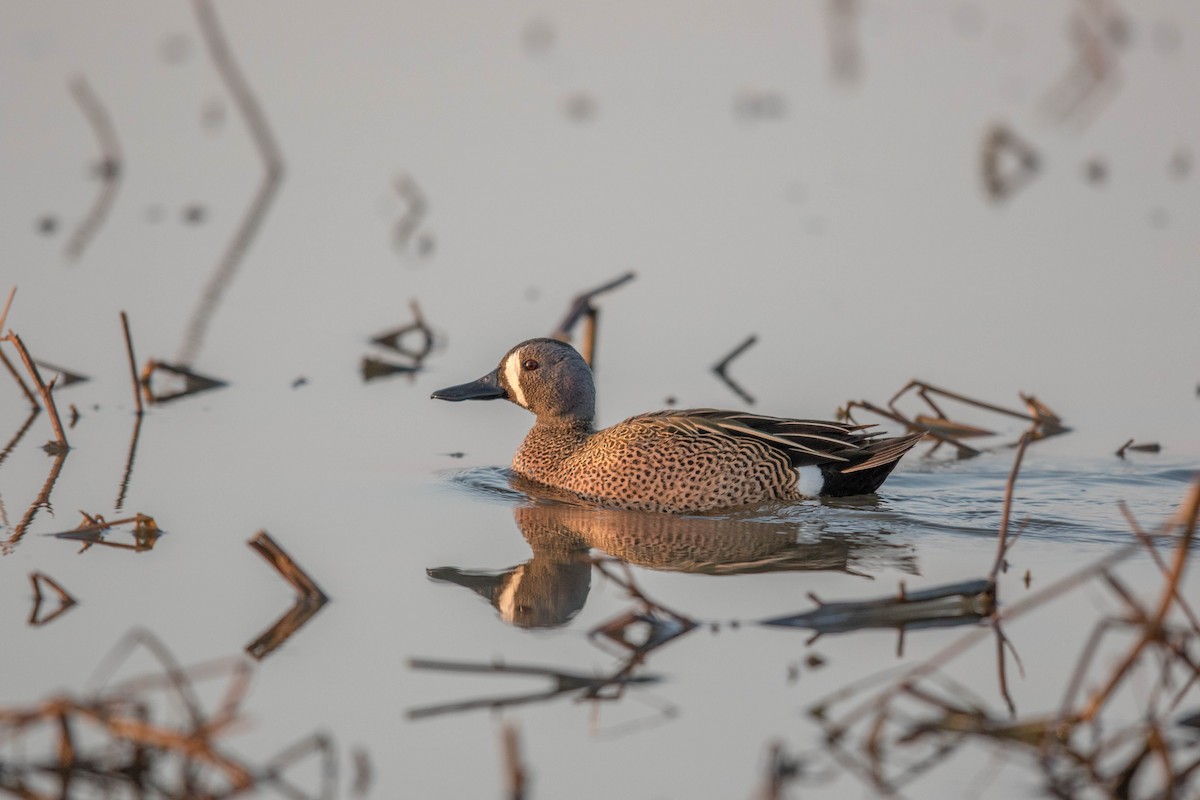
top-left (247, 530), bottom-right (328, 604)
top-left (119, 311), bottom-right (143, 415)
top-left (990, 432), bottom-right (1029, 581)
top-left (5, 332), bottom-right (68, 449)
top-left (0, 286), bottom-right (14, 332)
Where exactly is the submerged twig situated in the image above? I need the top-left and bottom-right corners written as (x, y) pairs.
top-left (177, 0), bottom-right (284, 367)
top-left (65, 75), bottom-right (123, 261)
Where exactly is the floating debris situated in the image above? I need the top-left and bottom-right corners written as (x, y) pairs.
top-left (28, 571), bottom-right (78, 626)
top-left (762, 579), bottom-right (995, 636)
top-left (981, 123), bottom-right (1040, 202)
top-left (245, 530), bottom-right (329, 659)
top-left (1116, 439), bottom-right (1162, 458)
top-left (182, 203), bottom-right (207, 224)
top-left (733, 90), bottom-right (787, 121)
top-left (36, 215), bottom-right (58, 235)
top-left (839, 379), bottom-right (1067, 459)
top-left (1083, 157), bottom-right (1108, 184)
top-left (139, 359), bottom-right (227, 404)
top-left (48, 512), bottom-right (162, 553)
top-left (562, 91), bottom-right (597, 122)
top-left (712, 334), bottom-right (757, 405)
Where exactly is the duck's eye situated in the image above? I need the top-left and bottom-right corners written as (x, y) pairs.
top-left (522, 358), bottom-right (540, 371)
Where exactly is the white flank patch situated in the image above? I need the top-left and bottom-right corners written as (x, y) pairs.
top-left (497, 568), bottom-right (524, 623)
top-left (504, 352), bottom-right (527, 407)
top-left (796, 465), bottom-right (825, 498)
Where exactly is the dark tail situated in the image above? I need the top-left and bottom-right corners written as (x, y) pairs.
top-left (819, 432), bottom-right (924, 497)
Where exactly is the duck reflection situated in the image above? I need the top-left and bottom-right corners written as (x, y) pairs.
top-left (429, 496), bottom-right (914, 629)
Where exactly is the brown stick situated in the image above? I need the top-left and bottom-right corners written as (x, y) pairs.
top-left (248, 530), bottom-right (328, 604)
top-left (120, 311), bottom-right (143, 415)
top-left (0, 286), bottom-right (14, 333)
top-left (552, 271), bottom-right (636, 339)
top-left (990, 432), bottom-right (1030, 581)
top-left (5, 333), bottom-right (68, 450)
top-left (65, 76), bottom-right (123, 261)
top-left (177, 0), bottom-right (284, 366)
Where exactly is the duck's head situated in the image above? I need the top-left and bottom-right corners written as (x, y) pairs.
top-left (431, 338), bottom-right (595, 424)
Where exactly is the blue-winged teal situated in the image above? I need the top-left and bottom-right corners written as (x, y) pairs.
top-left (432, 338), bottom-right (923, 513)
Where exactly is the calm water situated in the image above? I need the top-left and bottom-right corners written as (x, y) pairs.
top-left (2, 3), bottom-right (1199, 798)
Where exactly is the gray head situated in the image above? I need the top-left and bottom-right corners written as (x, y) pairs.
top-left (431, 338), bottom-right (596, 425)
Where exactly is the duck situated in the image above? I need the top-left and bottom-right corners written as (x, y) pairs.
top-left (431, 338), bottom-right (923, 513)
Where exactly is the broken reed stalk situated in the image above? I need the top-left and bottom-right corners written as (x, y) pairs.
top-left (177, 0), bottom-right (284, 367)
top-left (890, 380), bottom-right (1039, 425)
top-left (990, 432), bottom-right (1030, 582)
top-left (65, 75), bottom-right (123, 261)
top-left (0, 286), bottom-right (14, 333)
top-left (502, 723), bottom-right (528, 800)
top-left (4, 332), bottom-right (68, 450)
top-left (248, 530), bottom-right (328, 604)
top-left (119, 311), bottom-right (143, 415)
top-left (553, 271), bottom-right (636, 341)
